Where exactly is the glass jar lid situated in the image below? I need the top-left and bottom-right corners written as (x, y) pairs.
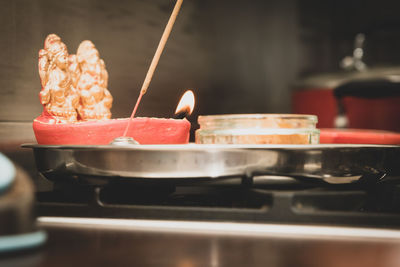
top-left (197, 114), bottom-right (318, 130)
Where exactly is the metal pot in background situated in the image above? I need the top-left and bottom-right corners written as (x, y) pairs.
top-left (0, 153), bottom-right (46, 254)
top-left (293, 34), bottom-right (400, 143)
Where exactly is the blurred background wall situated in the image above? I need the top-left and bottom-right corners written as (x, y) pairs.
top-left (1, 0), bottom-right (400, 139)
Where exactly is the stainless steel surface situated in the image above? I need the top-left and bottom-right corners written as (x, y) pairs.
top-left (340, 33), bottom-right (367, 72)
top-left (37, 217), bottom-right (400, 241)
top-left (110, 136), bottom-right (140, 145)
top-left (296, 34), bottom-right (400, 90)
top-left (294, 66), bottom-right (400, 89)
top-left (14, 217), bottom-right (400, 267)
top-left (23, 144), bottom-right (400, 184)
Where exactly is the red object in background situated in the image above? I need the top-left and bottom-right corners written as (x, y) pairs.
top-left (33, 115), bottom-right (191, 145)
top-left (343, 97), bottom-right (400, 132)
top-left (320, 128), bottom-right (400, 144)
top-left (292, 89), bottom-right (336, 128)
top-left (293, 89), bottom-right (400, 132)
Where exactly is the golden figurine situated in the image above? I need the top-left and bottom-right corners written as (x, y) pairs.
top-left (68, 54), bottom-right (80, 89)
top-left (73, 40), bottom-right (113, 121)
top-left (38, 34), bottom-right (79, 123)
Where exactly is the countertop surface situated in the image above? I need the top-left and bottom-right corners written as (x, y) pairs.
top-left (2, 218), bottom-right (400, 267)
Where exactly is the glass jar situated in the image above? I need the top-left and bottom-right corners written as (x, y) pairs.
top-left (195, 114), bottom-right (319, 144)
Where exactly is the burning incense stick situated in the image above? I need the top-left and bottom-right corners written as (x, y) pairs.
top-left (122, 0), bottom-right (184, 137)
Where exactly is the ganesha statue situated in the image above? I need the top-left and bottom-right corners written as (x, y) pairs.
top-left (38, 34), bottom-right (79, 123)
top-left (71, 40), bottom-right (113, 121)
top-left (38, 34), bottom-right (113, 123)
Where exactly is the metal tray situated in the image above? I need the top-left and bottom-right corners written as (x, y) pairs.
top-left (23, 144), bottom-right (400, 185)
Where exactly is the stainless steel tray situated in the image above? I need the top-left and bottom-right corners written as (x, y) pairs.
top-left (23, 144), bottom-right (400, 185)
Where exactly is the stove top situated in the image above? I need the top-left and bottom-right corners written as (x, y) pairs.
top-left (35, 176), bottom-right (400, 229)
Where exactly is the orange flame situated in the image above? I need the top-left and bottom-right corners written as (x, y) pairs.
top-left (175, 90), bottom-right (195, 116)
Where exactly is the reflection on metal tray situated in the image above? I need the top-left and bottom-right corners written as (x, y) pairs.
top-left (23, 144), bottom-right (400, 185)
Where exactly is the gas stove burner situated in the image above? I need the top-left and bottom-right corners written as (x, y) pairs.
top-left (34, 175), bottom-right (400, 229)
